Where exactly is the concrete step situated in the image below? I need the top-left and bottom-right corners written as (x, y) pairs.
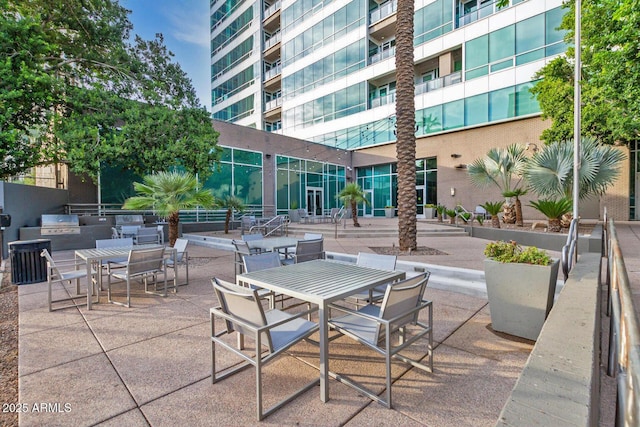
top-left (183, 233), bottom-right (235, 251)
top-left (286, 226), bottom-right (468, 239)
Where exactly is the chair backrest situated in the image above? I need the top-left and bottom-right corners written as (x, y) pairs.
top-left (303, 233), bottom-right (323, 240)
top-left (136, 227), bottom-right (160, 244)
top-left (172, 238), bottom-right (189, 262)
top-left (243, 251), bottom-right (282, 273)
top-left (41, 249), bottom-right (62, 279)
top-left (120, 225), bottom-right (140, 235)
top-left (232, 239), bottom-right (252, 256)
top-left (212, 278), bottom-right (273, 351)
top-left (127, 247), bottom-right (165, 275)
top-left (241, 233), bottom-right (263, 242)
top-left (356, 252), bottom-right (397, 270)
top-left (96, 238), bottom-right (133, 249)
top-left (295, 238), bottom-right (324, 263)
top-left (378, 272), bottom-right (430, 339)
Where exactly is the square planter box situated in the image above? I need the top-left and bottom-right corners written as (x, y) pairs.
top-left (484, 258), bottom-right (560, 341)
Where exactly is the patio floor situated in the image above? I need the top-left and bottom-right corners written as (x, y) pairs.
top-left (17, 222), bottom-right (538, 426)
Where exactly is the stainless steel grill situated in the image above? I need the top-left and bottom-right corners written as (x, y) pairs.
top-left (41, 214), bottom-right (81, 235)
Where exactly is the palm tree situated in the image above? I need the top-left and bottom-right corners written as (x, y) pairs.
top-left (468, 144), bottom-right (528, 226)
top-left (395, 0), bottom-right (417, 251)
top-left (220, 195), bottom-right (245, 234)
top-left (337, 183), bottom-right (368, 227)
top-left (123, 171), bottom-right (216, 246)
top-left (529, 198), bottom-right (573, 232)
top-left (480, 201), bottom-right (504, 228)
top-left (524, 137), bottom-right (626, 200)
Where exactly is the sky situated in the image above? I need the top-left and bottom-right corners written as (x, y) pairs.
top-left (123, 0), bottom-right (211, 110)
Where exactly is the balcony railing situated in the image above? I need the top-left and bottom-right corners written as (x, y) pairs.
top-left (370, 92), bottom-right (396, 109)
top-left (369, 0), bottom-right (397, 24)
top-left (264, 64), bottom-right (282, 80)
top-left (264, 31), bottom-right (281, 50)
top-left (369, 46), bottom-right (395, 64)
top-left (264, 0), bottom-right (281, 19)
top-left (265, 96), bottom-right (282, 111)
top-left (457, 0), bottom-right (497, 28)
top-left (415, 71), bottom-right (462, 95)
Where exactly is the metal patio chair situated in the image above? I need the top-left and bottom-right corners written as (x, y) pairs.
top-left (107, 247), bottom-right (167, 307)
top-left (210, 278), bottom-right (319, 421)
top-left (165, 237), bottom-right (189, 287)
top-left (328, 272), bottom-right (433, 408)
top-left (41, 249), bottom-right (97, 311)
top-left (346, 252), bottom-right (398, 306)
top-left (281, 238), bottom-right (324, 265)
top-left (134, 227), bottom-right (161, 245)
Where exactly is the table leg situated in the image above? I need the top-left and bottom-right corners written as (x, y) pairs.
top-left (87, 258), bottom-right (93, 310)
top-left (319, 303), bottom-right (329, 402)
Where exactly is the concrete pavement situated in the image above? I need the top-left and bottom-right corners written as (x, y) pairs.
top-left (13, 218), bottom-right (630, 426)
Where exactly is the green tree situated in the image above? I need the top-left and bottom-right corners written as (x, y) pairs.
top-left (337, 183), bottom-right (369, 228)
top-left (220, 196), bottom-right (245, 234)
top-left (523, 137), bottom-right (626, 200)
top-left (0, 0), bottom-right (221, 180)
top-left (468, 144), bottom-right (528, 226)
top-left (122, 171), bottom-right (216, 246)
top-left (395, 0), bottom-right (417, 251)
top-left (531, 0), bottom-right (640, 145)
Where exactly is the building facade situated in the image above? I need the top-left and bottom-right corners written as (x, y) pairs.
top-left (206, 0), bottom-right (629, 220)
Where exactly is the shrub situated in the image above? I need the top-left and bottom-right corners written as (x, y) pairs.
top-left (484, 240), bottom-right (552, 266)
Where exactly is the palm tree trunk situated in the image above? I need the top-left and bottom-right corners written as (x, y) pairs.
top-left (548, 218), bottom-right (561, 232)
top-left (395, 0), bottom-right (416, 251)
top-left (491, 215), bottom-right (501, 228)
top-left (168, 212), bottom-right (179, 247)
top-left (515, 197), bottom-right (524, 227)
top-left (351, 201), bottom-right (360, 227)
top-left (224, 209), bottom-right (231, 234)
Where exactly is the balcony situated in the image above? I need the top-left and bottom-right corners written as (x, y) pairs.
top-left (264, 96), bottom-right (282, 111)
top-left (264, 31), bottom-right (281, 51)
top-left (264, 0), bottom-right (281, 20)
top-left (369, 92), bottom-right (396, 109)
top-left (263, 64), bottom-right (282, 81)
top-left (457, 0), bottom-right (497, 28)
top-left (415, 71), bottom-right (462, 96)
top-left (370, 0), bottom-right (397, 24)
top-left (369, 46), bottom-right (395, 64)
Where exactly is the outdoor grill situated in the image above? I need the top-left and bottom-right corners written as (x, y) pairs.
top-left (40, 214), bottom-right (81, 235)
top-left (115, 214), bottom-right (144, 227)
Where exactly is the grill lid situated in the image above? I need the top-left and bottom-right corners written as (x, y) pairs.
top-left (40, 214), bottom-right (81, 235)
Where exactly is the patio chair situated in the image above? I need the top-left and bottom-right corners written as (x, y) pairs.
top-left (346, 252), bottom-right (398, 306)
top-left (232, 239), bottom-right (261, 275)
top-left (210, 278), bottom-right (319, 421)
top-left (165, 238), bottom-right (189, 288)
top-left (242, 251), bottom-right (292, 309)
top-left (134, 227), bottom-right (161, 245)
top-left (240, 215), bottom-right (256, 234)
top-left (95, 238), bottom-right (133, 289)
top-left (327, 272), bottom-right (433, 408)
top-left (120, 225), bottom-right (140, 239)
top-left (281, 238), bottom-right (324, 265)
top-left (41, 249), bottom-right (97, 312)
top-left (107, 247), bottom-right (167, 307)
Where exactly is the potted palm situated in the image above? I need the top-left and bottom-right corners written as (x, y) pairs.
top-left (337, 183), bottom-right (369, 227)
top-left (384, 205), bottom-right (395, 218)
top-left (435, 204), bottom-right (445, 223)
top-left (424, 203), bottom-right (436, 219)
top-left (529, 198), bottom-right (572, 232)
top-left (480, 201), bottom-right (504, 228)
top-left (483, 240), bottom-right (560, 341)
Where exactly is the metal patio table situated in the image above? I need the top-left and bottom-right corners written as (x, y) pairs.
top-left (236, 259), bottom-right (405, 403)
top-left (75, 244), bottom-right (177, 310)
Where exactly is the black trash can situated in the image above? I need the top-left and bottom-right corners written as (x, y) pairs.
top-left (8, 239), bottom-right (51, 285)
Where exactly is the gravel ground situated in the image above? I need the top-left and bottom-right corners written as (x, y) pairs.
top-left (0, 271), bottom-right (18, 427)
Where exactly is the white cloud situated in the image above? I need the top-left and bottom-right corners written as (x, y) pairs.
top-left (163, 1), bottom-right (210, 49)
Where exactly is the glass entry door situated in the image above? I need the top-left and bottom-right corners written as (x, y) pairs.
top-left (307, 187), bottom-right (323, 216)
top-left (416, 186), bottom-right (425, 218)
top-left (362, 189), bottom-right (373, 217)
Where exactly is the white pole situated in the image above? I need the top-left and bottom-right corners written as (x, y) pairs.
top-left (573, 0), bottom-right (581, 219)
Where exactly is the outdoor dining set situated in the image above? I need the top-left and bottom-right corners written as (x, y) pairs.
top-left (39, 231), bottom-right (434, 421)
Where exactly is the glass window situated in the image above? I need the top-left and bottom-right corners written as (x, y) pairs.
top-left (515, 82), bottom-right (539, 116)
top-left (233, 149), bottom-right (262, 166)
top-left (276, 170), bottom-right (289, 210)
top-left (203, 163), bottom-right (232, 199)
top-left (516, 14), bottom-right (544, 54)
top-left (220, 147), bottom-right (232, 162)
top-left (420, 105), bottom-right (443, 134)
top-left (489, 86), bottom-right (515, 121)
top-left (546, 7), bottom-right (566, 45)
top-left (466, 65), bottom-right (488, 80)
top-left (465, 93), bottom-right (488, 126)
top-left (307, 160), bottom-right (323, 173)
top-left (234, 165), bottom-right (262, 205)
top-left (373, 164), bottom-right (390, 175)
top-left (465, 35), bottom-right (488, 70)
top-left (489, 25), bottom-right (514, 62)
top-left (443, 99), bottom-right (464, 130)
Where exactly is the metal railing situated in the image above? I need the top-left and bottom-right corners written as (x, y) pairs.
top-left (369, 0), bottom-right (397, 23)
top-left (605, 218), bottom-right (640, 426)
top-left (561, 217), bottom-right (579, 280)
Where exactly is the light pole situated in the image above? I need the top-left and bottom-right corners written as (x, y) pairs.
top-left (573, 0), bottom-right (581, 220)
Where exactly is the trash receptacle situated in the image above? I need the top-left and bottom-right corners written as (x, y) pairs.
top-left (8, 239), bottom-right (51, 285)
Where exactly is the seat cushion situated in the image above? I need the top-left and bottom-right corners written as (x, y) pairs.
top-left (329, 304), bottom-right (381, 345)
top-left (265, 310), bottom-right (317, 351)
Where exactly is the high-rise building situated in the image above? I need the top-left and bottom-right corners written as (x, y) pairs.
top-left (209, 0), bottom-right (630, 220)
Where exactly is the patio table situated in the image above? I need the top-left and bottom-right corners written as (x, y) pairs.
top-left (247, 236), bottom-right (300, 257)
top-left (236, 259), bottom-right (405, 403)
top-left (75, 244), bottom-right (176, 310)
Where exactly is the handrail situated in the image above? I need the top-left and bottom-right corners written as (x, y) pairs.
top-left (605, 219), bottom-right (640, 426)
top-left (561, 217), bottom-right (579, 280)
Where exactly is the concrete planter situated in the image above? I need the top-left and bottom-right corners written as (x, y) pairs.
top-left (424, 207), bottom-right (436, 219)
top-left (384, 208), bottom-right (395, 218)
top-left (484, 258), bottom-right (560, 341)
